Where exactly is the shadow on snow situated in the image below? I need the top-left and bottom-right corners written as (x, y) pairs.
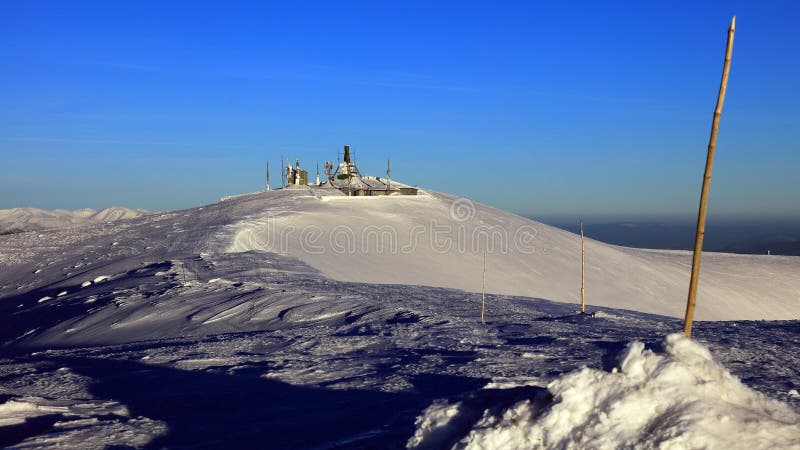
top-left (9, 355), bottom-right (496, 449)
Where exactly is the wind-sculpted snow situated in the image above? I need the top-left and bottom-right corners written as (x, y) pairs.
top-left (227, 188), bottom-right (799, 320)
top-left (0, 187), bottom-right (798, 448)
top-left (409, 333), bottom-right (800, 449)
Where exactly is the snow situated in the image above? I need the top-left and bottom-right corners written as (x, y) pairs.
top-left (411, 333), bottom-right (800, 449)
top-left (0, 400), bottom-right (53, 426)
top-left (227, 188), bottom-right (800, 321)
top-left (0, 187), bottom-right (798, 448)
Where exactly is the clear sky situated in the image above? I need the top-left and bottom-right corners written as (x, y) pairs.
top-left (1, 1), bottom-right (798, 222)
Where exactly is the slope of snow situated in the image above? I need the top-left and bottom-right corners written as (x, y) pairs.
top-left (227, 188), bottom-right (800, 321)
top-left (1, 302), bottom-right (797, 448)
top-left (0, 186), bottom-right (798, 448)
top-left (409, 333), bottom-right (800, 449)
top-left (0, 206), bottom-right (149, 233)
top-left (0, 187), bottom-right (797, 352)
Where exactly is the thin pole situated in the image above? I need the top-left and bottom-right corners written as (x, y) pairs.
top-left (684, 16), bottom-right (736, 338)
top-left (280, 155), bottom-right (285, 188)
top-left (580, 217), bottom-right (585, 314)
top-left (481, 250), bottom-right (486, 323)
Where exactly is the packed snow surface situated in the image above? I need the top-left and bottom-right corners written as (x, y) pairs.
top-left (0, 187), bottom-right (798, 448)
top-left (229, 188), bottom-right (798, 320)
top-left (409, 333), bottom-right (800, 449)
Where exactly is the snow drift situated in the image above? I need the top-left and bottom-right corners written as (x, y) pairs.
top-left (0, 185), bottom-right (798, 447)
top-left (1, 186), bottom-right (798, 349)
top-left (228, 188), bottom-right (800, 320)
top-left (408, 333), bottom-right (800, 449)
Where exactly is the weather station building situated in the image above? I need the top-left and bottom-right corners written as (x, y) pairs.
top-left (284, 158), bottom-right (309, 187)
top-left (275, 145), bottom-right (418, 196)
top-left (319, 145), bottom-right (418, 196)
top-left (223, 145), bottom-right (418, 202)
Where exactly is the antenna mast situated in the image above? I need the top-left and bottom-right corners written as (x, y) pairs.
top-left (280, 155), bottom-right (285, 188)
top-left (266, 160), bottom-right (271, 191)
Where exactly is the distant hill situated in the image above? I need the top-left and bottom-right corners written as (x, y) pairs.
top-left (0, 206), bottom-right (151, 234)
top-left (546, 220), bottom-right (800, 256)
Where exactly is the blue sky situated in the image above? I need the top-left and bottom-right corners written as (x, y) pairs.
top-left (1, 1), bottom-right (798, 221)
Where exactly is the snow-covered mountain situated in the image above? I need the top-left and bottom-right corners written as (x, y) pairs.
top-left (0, 206), bottom-right (150, 234)
top-left (227, 189), bottom-right (800, 321)
top-left (1, 187), bottom-right (798, 448)
top-left (1, 187), bottom-right (797, 347)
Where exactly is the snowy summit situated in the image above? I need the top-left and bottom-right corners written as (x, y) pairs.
top-left (0, 186), bottom-right (798, 448)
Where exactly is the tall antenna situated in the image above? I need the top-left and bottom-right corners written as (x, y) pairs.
top-left (266, 160), bottom-right (271, 191)
top-left (386, 157), bottom-right (391, 195)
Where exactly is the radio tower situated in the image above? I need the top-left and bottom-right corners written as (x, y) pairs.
top-left (266, 160), bottom-right (271, 191)
top-left (386, 157), bottom-right (391, 195)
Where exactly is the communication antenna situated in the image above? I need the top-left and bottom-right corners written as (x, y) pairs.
top-left (285, 156), bottom-right (294, 187)
top-left (266, 160), bottom-right (271, 191)
top-left (386, 157), bottom-right (391, 195)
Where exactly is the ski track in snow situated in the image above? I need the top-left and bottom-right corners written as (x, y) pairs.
top-left (0, 188), bottom-right (798, 448)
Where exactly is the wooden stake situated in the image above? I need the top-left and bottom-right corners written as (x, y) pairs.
top-left (684, 16), bottom-right (736, 338)
top-left (481, 250), bottom-right (486, 323)
top-left (580, 218), bottom-right (585, 314)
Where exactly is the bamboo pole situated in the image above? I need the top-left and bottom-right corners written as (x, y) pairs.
top-left (481, 250), bottom-right (486, 323)
top-left (580, 218), bottom-right (585, 314)
top-left (684, 16), bottom-right (736, 338)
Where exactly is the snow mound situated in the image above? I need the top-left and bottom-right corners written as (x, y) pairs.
top-left (0, 396), bottom-right (166, 447)
top-left (227, 188), bottom-right (800, 320)
top-left (409, 333), bottom-right (800, 450)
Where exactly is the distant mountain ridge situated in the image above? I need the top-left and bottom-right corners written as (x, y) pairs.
top-left (0, 206), bottom-right (151, 234)
top-left (546, 220), bottom-right (800, 256)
